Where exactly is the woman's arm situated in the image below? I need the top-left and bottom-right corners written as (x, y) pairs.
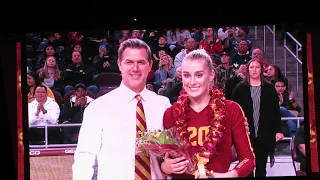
top-left (230, 101), bottom-right (255, 177)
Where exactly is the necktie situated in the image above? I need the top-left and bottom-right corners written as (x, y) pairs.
top-left (135, 94), bottom-right (151, 180)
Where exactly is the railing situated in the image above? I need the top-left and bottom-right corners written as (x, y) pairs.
top-left (263, 25), bottom-right (276, 64)
top-left (284, 32), bottom-right (302, 93)
top-left (281, 116), bottom-right (304, 141)
top-left (29, 116), bottom-right (303, 149)
top-left (29, 123), bottom-right (81, 149)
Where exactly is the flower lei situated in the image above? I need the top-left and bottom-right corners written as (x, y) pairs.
top-left (172, 87), bottom-right (226, 177)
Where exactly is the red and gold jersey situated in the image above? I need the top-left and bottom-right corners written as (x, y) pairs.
top-left (163, 100), bottom-right (255, 178)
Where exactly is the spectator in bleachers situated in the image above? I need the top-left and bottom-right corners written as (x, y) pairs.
top-left (63, 51), bottom-right (99, 96)
top-left (192, 27), bottom-right (206, 43)
top-left (226, 26), bottom-right (252, 55)
top-left (215, 52), bottom-right (236, 89)
top-left (59, 83), bottom-right (94, 144)
top-left (35, 42), bottom-right (63, 70)
top-left (151, 35), bottom-right (171, 71)
top-left (37, 56), bottom-right (65, 95)
top-left (174, 38), bottom-right (197, 69)
top-left (130, 29), bottom-right (142, 39)
top-left (28, 71), bottom-right (55, 103)
top-left (154, 54), bottom-right (176, 92)
top-left (232, 59), bottom-right (284, 177)
top-left (275, 79), bottom-right (301, 137)
top-left (166, 28), bottom-right (185, 51)
top-left (93, 44), bottom-right (119, 74)
top-left (67, 32), bottom-right (83, 49)
top-left (114, 30), bottom-right (129, 48)
top-left (159, 66), bottom-right (182, 103)
top-left (67, 43), bottom-right (93, 66)
top-left (142, 29), bottom-right (158, 46)
top-left (199, 27), bottom-right (224, 59)
top-left (28, 85), bottom-right (60, 126)
top-left (266, 64), bottom-right (289, 94)
top-left (231, 40), bottom-right (252, 66)
top-left (224, 64), bottom-right (247, 100)
top-left (251, 48), bottom-right (270, 74)
top-left (28, 85), bottom-right (61, 144)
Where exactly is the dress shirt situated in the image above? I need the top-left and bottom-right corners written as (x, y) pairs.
top-left (72, 82), bottom-right (171, 180)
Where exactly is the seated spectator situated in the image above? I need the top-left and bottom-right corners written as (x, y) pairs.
top-left (142, 29), bottom-right (158, 46)
top-left (151, 35), bottom-right (171, 71)
top-left (294, 124), bottom-right (306, 173)
top-left (275, 79), bottom-right (302, 136)
top-left (192, 27), bottom-right (206, 43)
top-left (174, 38), bottom-right (197, 69)
top-left (231, 40), bottom-right (252, 66)
top-left (162, 66), bottom-right (183, 104)
top-left (28, 71), bottom-right (55, 103)
top-left (154, 54), bottom-right (176, 92)
top-left (224, 64), bottom-right (247, 100)
top-left (93, 44), bottom-right (119, 74)
top-left (199, 27), bottom-right (223, 59)
top-left (215, 52), bottom-right (236, 89)
top-left (28, 85), bottom-right (61, 144)
top-left (37, 56), bottom-right (65, 95)
top-left (63, 51), bottom-right (99, 96)
top-left (59, 83), bottom-right (94, 144)
top-left (226, 26), bottom-right (252, 55)
top-left (251, 48), bottom-right (270, 74)
top-left (266, 64), bottom-right (289, 94)
top-left (35, 42), bottom-right (64, 70)
top-left (67, 43), bottom-right (92, 66)
top-left (166, 28), bottom-right (184, 51)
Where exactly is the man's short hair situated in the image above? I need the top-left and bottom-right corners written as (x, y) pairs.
top-left (118, 38), bottom-right (152, 62)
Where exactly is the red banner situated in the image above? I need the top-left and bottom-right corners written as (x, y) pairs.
top-left (16, 42), bottom-right (24, 180)
top-left (306, 33), bottom-right (319, 172)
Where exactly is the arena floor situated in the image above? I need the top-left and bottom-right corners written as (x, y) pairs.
top-left (30, 155), bottom-right (296, 179)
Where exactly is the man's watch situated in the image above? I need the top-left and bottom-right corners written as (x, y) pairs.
top-left (42, 109), bottom-right (47, 114)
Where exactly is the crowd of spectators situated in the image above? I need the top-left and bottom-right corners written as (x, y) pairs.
top-left (26, 27), bottom-right (303, 147)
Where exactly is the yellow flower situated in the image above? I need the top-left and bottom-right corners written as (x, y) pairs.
top-left (308, 72), bottom-right (313, 85)
top-left (17, 74), bottom-right (21, 88)
top-left (18, 131), bottom-right (24, 149)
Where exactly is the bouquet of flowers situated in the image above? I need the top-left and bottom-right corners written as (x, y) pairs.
top-left (136, 128), bottom-right (211, 178)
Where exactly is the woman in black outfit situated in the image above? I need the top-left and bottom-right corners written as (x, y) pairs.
top-left (232, 59), bottom-right (284, 177)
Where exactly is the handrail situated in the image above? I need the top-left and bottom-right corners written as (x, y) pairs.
top-left (29, 123), bottom-right (82, 149)
top-left (284, 32), bottom-right (302, 93)
top-left (263, 25), bottom-right (276, 64)
top-left (29, 116), bottom-right (303, 148)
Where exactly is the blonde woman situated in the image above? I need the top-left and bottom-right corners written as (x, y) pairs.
top-left (37, 56), bottom-right (65, 95)
top-left (154, 54), bottom-right (175, 92)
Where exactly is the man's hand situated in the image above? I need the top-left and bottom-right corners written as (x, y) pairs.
top-left (103, 61), bottom-right (110, 68)
top-left (279, 93), bottom-right (284, 105)
top-left (80, 97), bottom-right (87, 107)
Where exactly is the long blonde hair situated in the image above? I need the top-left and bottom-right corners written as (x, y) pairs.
top-left (38, 56), bottom-right (62, 80)
top-left (158, 54), bottom-right (173, 70)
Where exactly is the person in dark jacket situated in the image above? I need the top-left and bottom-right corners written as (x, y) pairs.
top-left (232, 59), bottom-right (284, 177)
top-left (59, 83), bottom-right (94, 143)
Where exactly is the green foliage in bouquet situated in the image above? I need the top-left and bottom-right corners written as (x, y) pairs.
top-left (137, 130), bottom-right (179, 146)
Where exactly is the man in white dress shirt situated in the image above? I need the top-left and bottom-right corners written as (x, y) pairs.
top-left (72, 38), bottom-right (171, 180)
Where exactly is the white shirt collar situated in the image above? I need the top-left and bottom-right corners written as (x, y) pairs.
top-left (119, 82), bottom-right (149, 103)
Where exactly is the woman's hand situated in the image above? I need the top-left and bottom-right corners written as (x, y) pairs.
top-left (161, 152), bottom-right (189, 175)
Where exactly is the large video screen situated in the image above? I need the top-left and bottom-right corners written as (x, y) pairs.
top-left (19, 25), bottom-right (314, 179)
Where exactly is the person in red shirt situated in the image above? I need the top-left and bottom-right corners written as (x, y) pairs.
top-left (160, 49), bottom-right (255, 179)
top-left (199, 27), bottom-right (223, 57)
